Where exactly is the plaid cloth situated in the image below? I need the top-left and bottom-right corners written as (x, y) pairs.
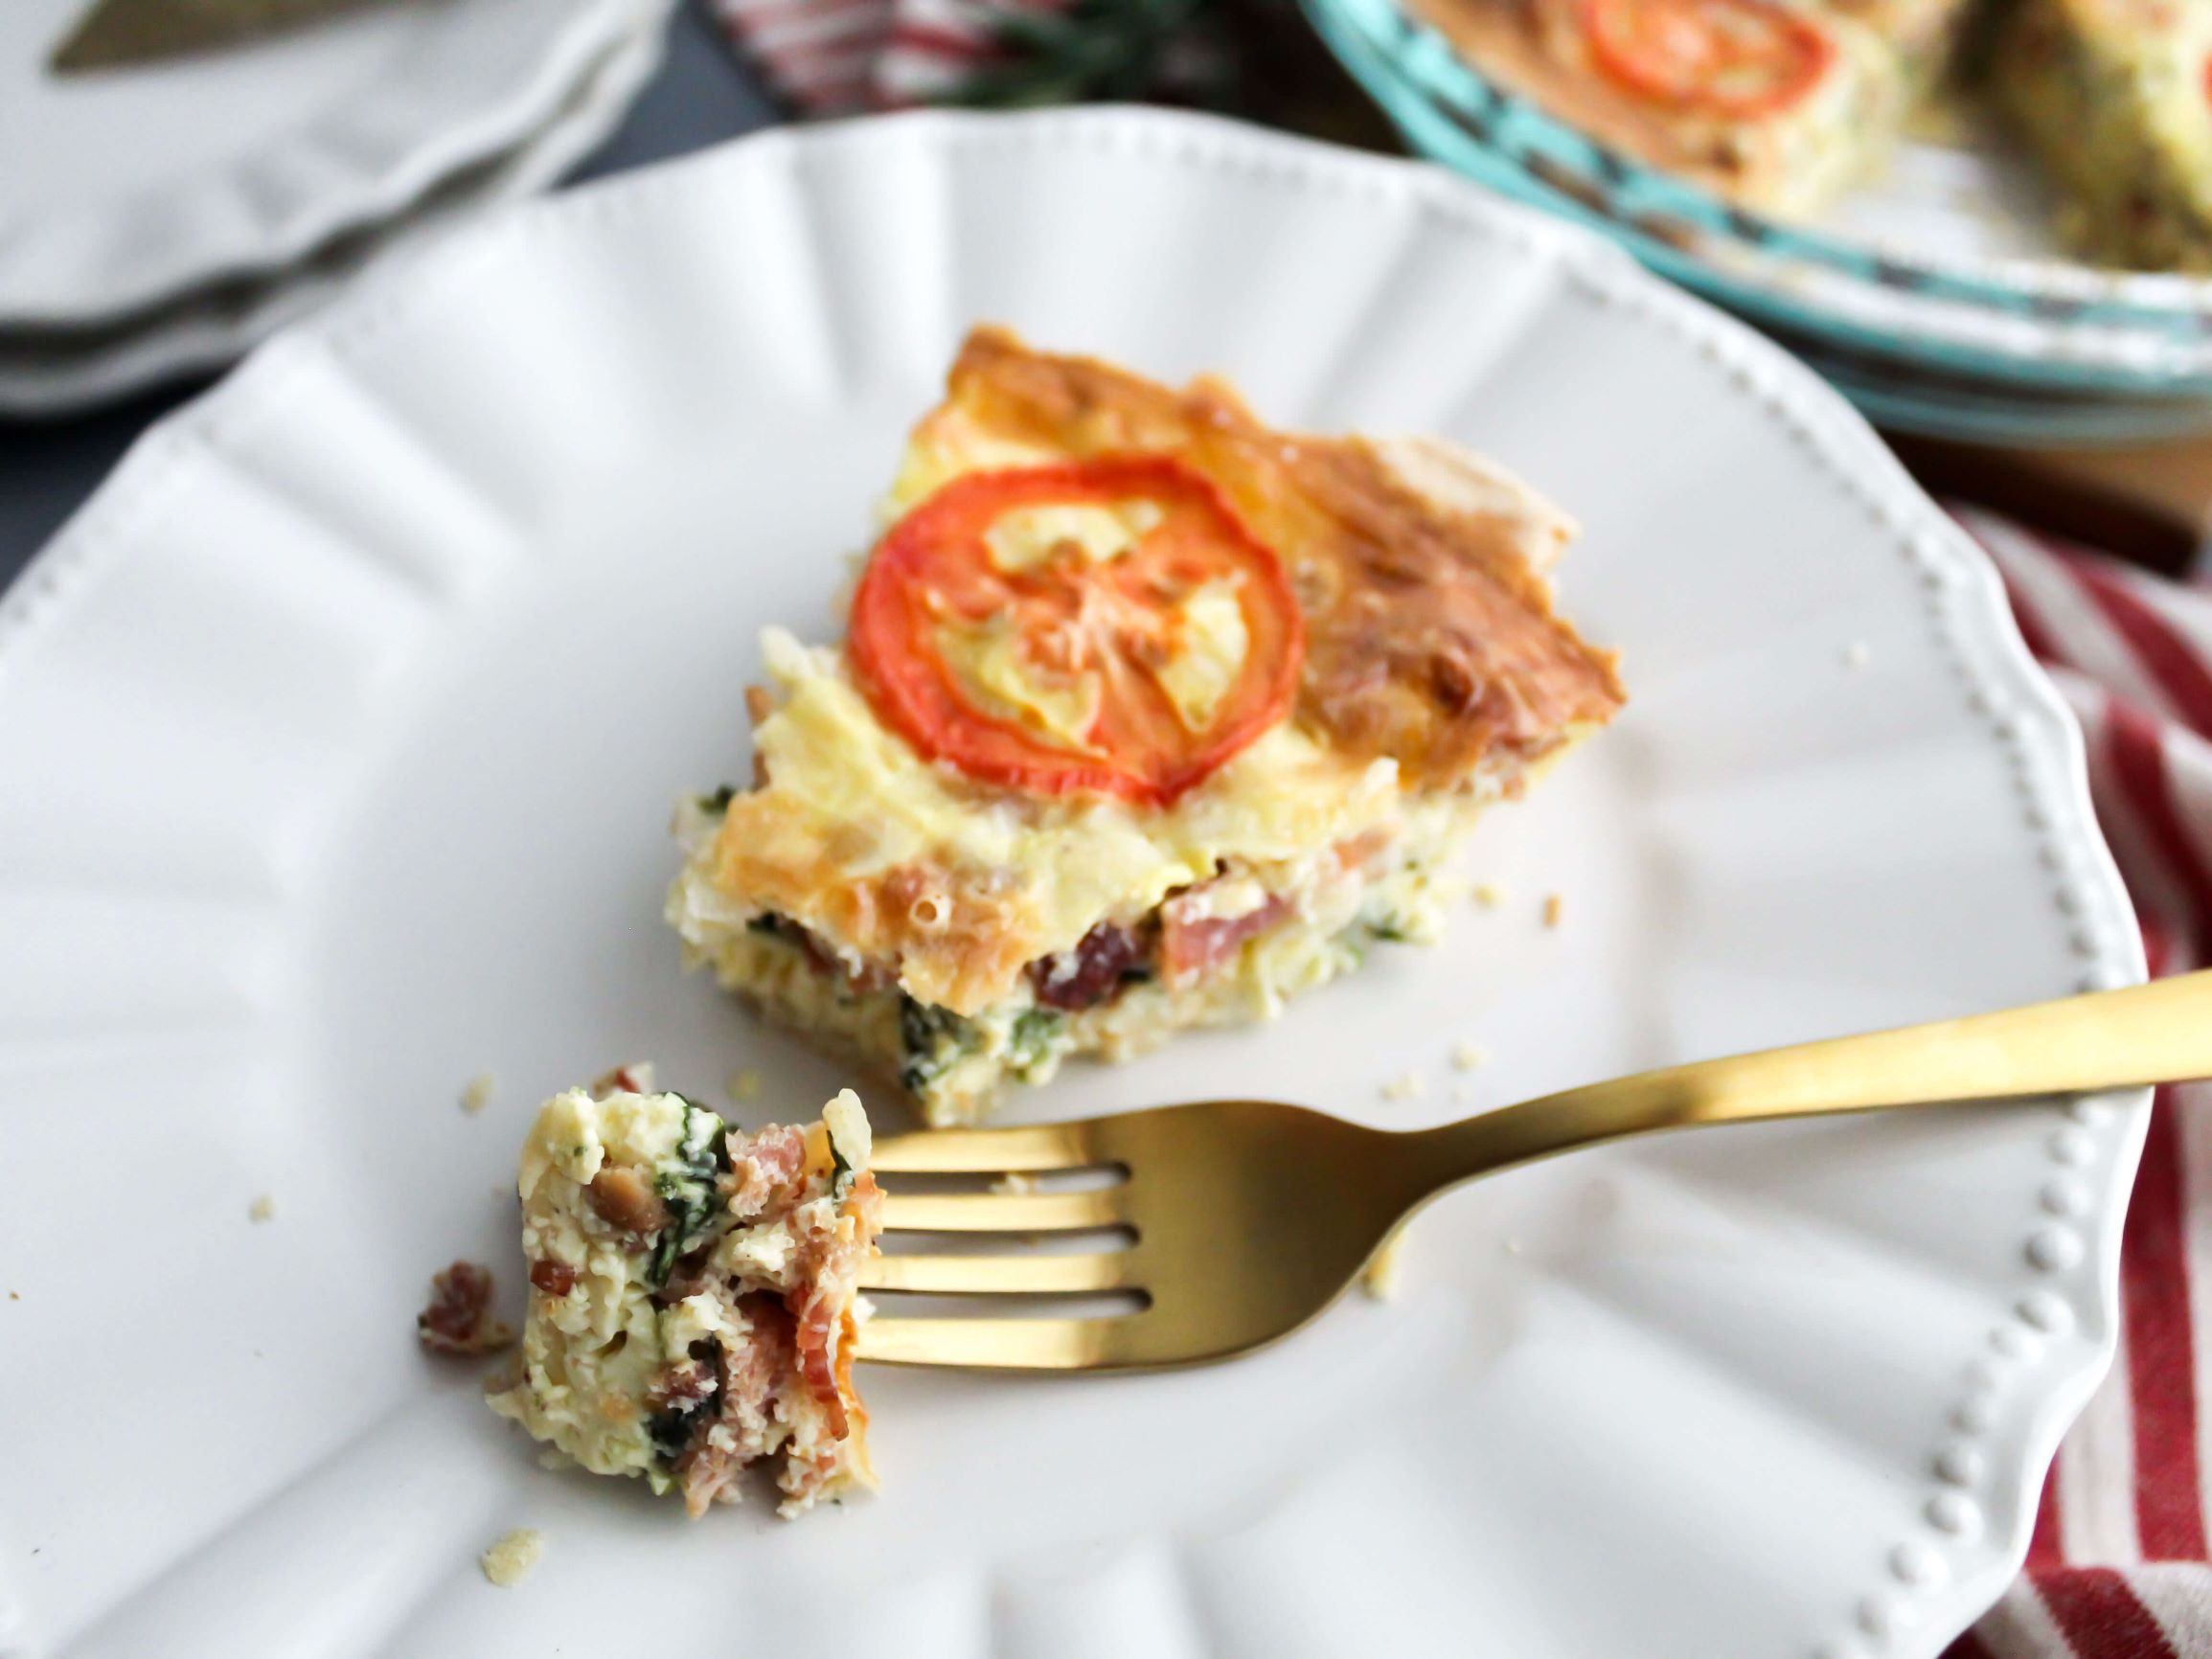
top-left (701, 9), bottom-right (2212, 1652)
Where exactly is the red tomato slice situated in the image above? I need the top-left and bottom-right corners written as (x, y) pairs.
top-left (848, 458), bottom-right (1304, 807)
top-left (1581, 0), bottom-right (1835, 119)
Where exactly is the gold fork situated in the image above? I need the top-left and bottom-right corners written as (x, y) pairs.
top-left (853, 968), bottom-right (2212, 1371)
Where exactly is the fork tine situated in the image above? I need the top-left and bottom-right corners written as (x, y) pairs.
top-left (870, 1123), bottom-right (1098, 1172)
top-left (858, 1252), bottom-right (1132, 1294)
top-left (880, 1189), bottom-right (1126, 1233)
top-left (854, 1316), bottom-right (1120, 1369)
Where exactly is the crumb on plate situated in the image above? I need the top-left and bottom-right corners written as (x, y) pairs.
top-left (1380, 1069), bottom-right (1425, 1102)
top-left (461, 1073), bottom-right (496, 1115)
top-left (247, 1194), bottom-right (275, 1224)
top-left (418, 1261), bottom-right (515, 1355)
top-left (1361, 1232), bottom-right (1407, 1301)
top-left (1450, 1041), bottom-right (1487, 1072)
top-left (1541, 894), bottom-right (1563, 928)
top-left (727, 1067), bottom-right (764, 1103)
top-left (1471, 882), bottom-right (1506, 909)
top-left (480, 1528), bottom-right (543, 1587)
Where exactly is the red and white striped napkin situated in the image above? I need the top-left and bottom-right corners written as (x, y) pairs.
top-left (698, 12), bottom-right (2212, 1649)
top-left (703, 0), bottom-right (963, 113)
top-left (703, 0), bottom-right (1226, 115)
top-left (1949, 511), bottom-right (2212, 1659)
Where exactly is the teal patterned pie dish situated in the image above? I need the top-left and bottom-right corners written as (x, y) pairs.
top-left (1306, 0), bottom-right (2212, 438)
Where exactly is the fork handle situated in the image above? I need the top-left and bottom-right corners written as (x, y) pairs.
top-left (1409, 967), bottom-right (2212, 1189)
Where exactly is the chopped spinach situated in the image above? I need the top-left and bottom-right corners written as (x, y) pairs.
top-left (647, 1101), bottom-right (731, 1288)
top-left (900, 996), bottom-right (975, 1095)
top-left (647, 1338), bottom-right (723, 1464)
top-left (1008, 1007), bottom-right (1066, 1075)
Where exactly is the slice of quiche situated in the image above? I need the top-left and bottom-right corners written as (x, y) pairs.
top-left (669, 327), bottom-right (1625, 1126)
top-left (485, 1067), bottom-right (883, 1518)
top-left (1995, 0), bottom-right (2212, 270)
top-left (1406, 0), bottom-right (1906, 216)
top-left (1824, 0), bottom-right (1980, 88)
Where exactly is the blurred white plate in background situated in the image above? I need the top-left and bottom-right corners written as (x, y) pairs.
top-left (0, 0), bottom-right (657, 326)
top-left (0, 7), bottom-right (668, 416)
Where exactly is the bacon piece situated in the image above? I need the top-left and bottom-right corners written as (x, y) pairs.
top-left (673, 1296), bottom-right (796, 1517)
top-left (588, 1063), bottom-right (651, 1098)
top-left (789, 1285), bottom-right (849, 1441)
top-left (725, 1124), bottom-right (809, 1220)
top-left (417, 1261), bottom-right (515, 1355)
top-left (673, 1436), bottom-right (742, 1518)
top-left (1030, 920), bottom-right (1152, 1011)
top-left (529, 1260), bottom-right (578, 1296)
top-left (785, 1172), bottom-right (879, 1443)
top-left (1158, 888), bottom-right (1292, 988)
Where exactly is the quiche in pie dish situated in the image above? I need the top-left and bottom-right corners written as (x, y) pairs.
top-left (1406, 0), bottom-right (1916, 216)
top-left (1404, 0), bottom-right (2212, 269)
top-left (485, 1067), bottom-right (882, 1517)
top-left (668, 327), bottom-right (1625, 1126)
top-left (1994, 0), bottom-right (2212, 270)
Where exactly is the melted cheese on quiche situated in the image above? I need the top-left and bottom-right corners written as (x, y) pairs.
top-left (934, 570), bottom-right (1252, 753)
top-left (1155, 579), bottom-right (1249, 731)
top-left (984, 498), bottom-right (1161, 571)
top-left (935, 612), bottom-right (1106, 754)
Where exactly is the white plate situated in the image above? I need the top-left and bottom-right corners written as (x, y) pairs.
top-left (0, 8), bottom-right (670, 418)
top-left (0, 0), bottom-right (653, 326)
top-left (0, 109), bottom-right (2144, 1659)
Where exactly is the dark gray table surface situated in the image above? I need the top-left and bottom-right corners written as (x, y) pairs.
top-left (0, 6), bottom-right (777, 593)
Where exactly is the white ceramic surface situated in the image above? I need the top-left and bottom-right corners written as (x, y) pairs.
top-left (0, 9), bottom-right (670, 418)
top-left (0, 0), bottom-right (655, 325)
top-left (0, 109), bottom-right (2145, 1659)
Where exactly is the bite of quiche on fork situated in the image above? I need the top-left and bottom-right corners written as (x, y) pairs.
top-left (668, 327), bottom-right (1625, 1125)
top-left (486, 1067), bottom-right (882, 1518)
